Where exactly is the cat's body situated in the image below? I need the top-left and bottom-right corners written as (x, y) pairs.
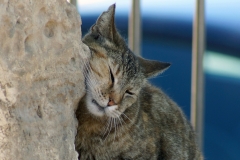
top-left (75, 4), bottom-right (202, 160)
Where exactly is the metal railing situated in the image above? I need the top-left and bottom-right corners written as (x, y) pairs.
top-left (128, 0), bottom-right (141, 56)
top-left (191, 0), bottom-right (205, 151)
top-left (128, 0), bottom-right (205, 151)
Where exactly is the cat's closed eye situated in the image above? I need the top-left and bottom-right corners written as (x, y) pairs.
top-left (109, 67), bottom-right (114, 84)
top-left (125, 90), bottom-right (134, 95)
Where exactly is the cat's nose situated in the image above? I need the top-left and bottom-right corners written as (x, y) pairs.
top-left (107, 98), bottom-right (116, 106)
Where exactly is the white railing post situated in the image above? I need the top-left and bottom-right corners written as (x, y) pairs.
top-left (191, 0), bottom-right (205, 151)
top-left (128, 0), bottom-right (141, 56)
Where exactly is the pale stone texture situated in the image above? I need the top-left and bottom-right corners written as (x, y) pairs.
top-left (0, 0), bottom-right (88, 159)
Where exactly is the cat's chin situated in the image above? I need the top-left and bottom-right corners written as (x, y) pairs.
top-left (86, 98), bottom-right (106, 117)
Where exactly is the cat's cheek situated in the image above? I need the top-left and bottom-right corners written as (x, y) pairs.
top-left (86, 101), bottom-right (105, 117)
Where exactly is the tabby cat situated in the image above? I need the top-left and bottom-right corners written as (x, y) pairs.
top-left (75, 4), bottom-right (202, 160)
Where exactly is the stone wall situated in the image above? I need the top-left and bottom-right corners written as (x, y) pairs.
top-left (0, 0), bottom-right (88, 159)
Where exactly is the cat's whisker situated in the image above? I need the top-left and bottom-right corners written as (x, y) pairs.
top-left (115, 112), bottom-right (135, 132)
top-left (85, 83), bottom-right (93, 90)
top-left (118, 115), bottom-right (126, 128)
top-left (110, 110), bottom-right (121, 119)
top-left (85, 79), bottom-right (101, 97)
top-left (87, 76), bottom-right (98, 88)
top-left (83, 64), bottom-right (99, 87)
top-left (87, 66), bottom-right (100, 86)
top-left (85, 90), bottom-right (92, 95)
top-left (83, 71), bottom-right (91, 81)
top-left (84, 75), bottom-right (95, 88)
top-left (113, 118), bottom-right (117, 141)
top-left (82, 62), bottom-right (88, 74)
top-left (83, 62), bottom-right (108, 103)
top-left (97, 89), bottom-right (102, 97)
top-left (116, 110), bottom-right (122, 117)
top-left (117, 114), bottom-right (127, 127)
top-left (84, 66), bottom-right (97, 85)
top-left (116, 117), bottom-right (121, 139)
top-left (83, 61), bottom-right (91, 74)
top-left (104, 118), bottom-right (111, 136)
top-left (112, 111), bottom-right (124, 136)
top-left (119, 117), bottom-right (127, 138)
top-left (104, 117), bottom-right (113, 141)
top-left (118, 116), bottom-right (123, 127)
top-left (114, 115), bottom-right (122, 139)
top-left (100, 119), bottom-right (107, 135)
top-left (85, 86), bottom-right (94, 95)
top-left (101, 117), bottom-right (111, 138)
top-left (86, 74), bottom-right (97, 87)
top-left (122, 113), bottom-right (133, 123)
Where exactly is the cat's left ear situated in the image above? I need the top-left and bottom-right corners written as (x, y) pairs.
top-left (138, 57), bottom-right (171, 78)
top-left (91, 4), bottom-right (117, 41)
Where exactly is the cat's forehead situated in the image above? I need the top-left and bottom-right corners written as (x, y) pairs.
top-left (121, 51), bottom-right (138, 76)
top-left (107, 49), bottom-right (138, 72)
top-left (89, 44), bottom-right (144, 83)
top-left (108, 51), bottom-right (144, 87)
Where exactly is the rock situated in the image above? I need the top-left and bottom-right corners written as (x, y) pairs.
top-left (0, 0), bottom-right (88, 159)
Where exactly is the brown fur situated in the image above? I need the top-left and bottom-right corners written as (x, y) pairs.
top-left (75, 4), bottom-right (203, 160)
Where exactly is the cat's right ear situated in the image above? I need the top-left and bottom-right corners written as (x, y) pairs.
top-left (138, 57), bottom-right (171, 78)
top-left (90, 4), bottom-right (117, 41)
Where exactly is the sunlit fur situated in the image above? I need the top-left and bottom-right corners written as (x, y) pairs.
top-left (75, 4), bottom-right (202, 160)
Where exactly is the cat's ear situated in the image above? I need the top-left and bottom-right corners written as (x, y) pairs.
top-left (91, 4), bottom-right (117, 41)
top-left (138, 57), bottom-right (171, 78)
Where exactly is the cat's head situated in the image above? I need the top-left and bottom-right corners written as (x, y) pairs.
top-left (82, 4), bottom-right (170, 118)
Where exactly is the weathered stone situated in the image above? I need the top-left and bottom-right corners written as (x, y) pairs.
top-left (0, 0), bottom-right (88, 159)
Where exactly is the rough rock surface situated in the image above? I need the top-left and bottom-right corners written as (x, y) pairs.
top-left (0, 0), bottom-right (88, 159)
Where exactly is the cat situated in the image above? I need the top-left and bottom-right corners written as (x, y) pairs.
top-left (75, 4), bottom-right (203, 160)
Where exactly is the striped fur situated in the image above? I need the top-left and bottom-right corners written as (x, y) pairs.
top-left (75, 4), bottom-right (203, 160)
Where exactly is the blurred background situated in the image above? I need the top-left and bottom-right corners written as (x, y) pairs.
top-left (76, 0), bottom-right (240, 159)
